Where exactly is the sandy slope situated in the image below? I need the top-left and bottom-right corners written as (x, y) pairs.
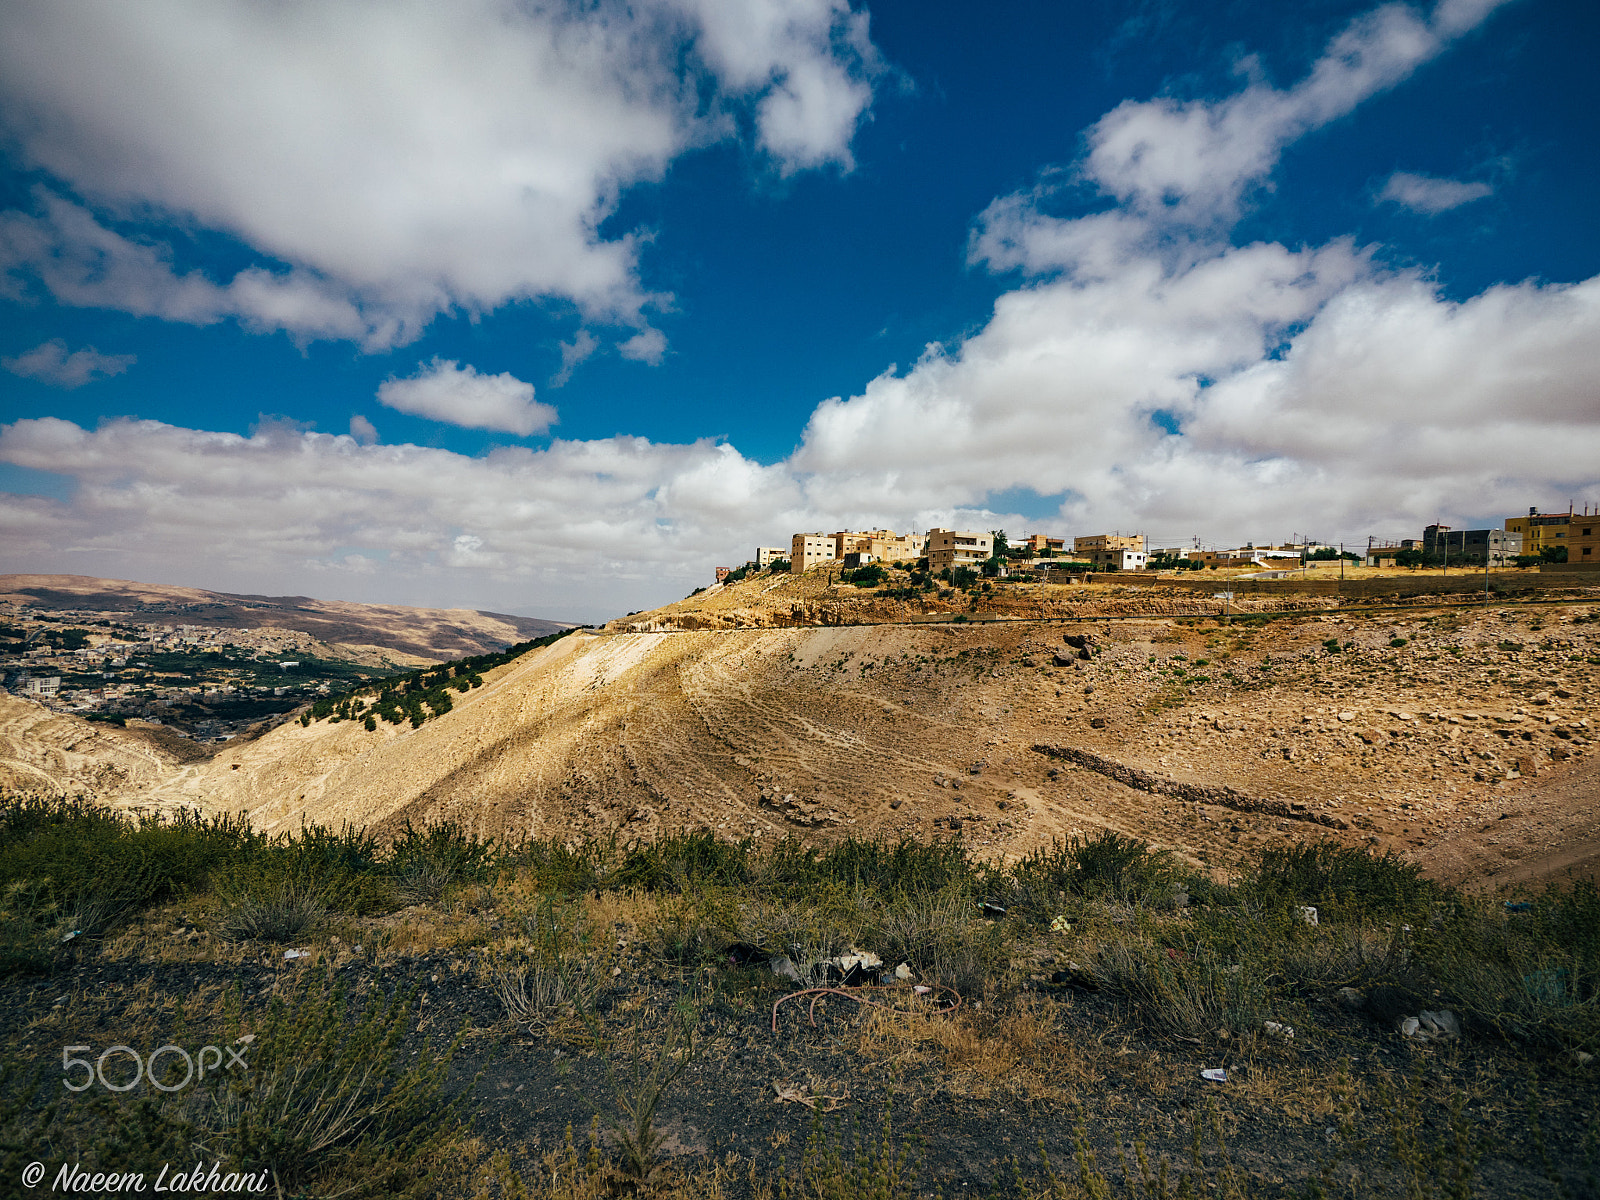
top-left (0, 694), bottom-right (202, 811)
top-left (55, 575), bottom-right (1596, 888)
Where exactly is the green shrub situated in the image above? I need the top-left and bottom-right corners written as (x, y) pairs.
top-left (387, 820), bottom-right (495, 904)
top-left (1242, 840), bottom-right (1440, 917)
top-left (206, 967), bottom-right (463, 1196)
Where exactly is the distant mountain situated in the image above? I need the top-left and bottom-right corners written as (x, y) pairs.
top-left (0, 574), bottom-right (573, 663)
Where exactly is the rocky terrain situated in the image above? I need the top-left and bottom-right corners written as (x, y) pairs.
top-left (8, 568), bottom-right (1595, 889)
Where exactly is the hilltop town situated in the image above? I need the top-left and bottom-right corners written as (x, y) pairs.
top-left (716, 504), bottom-right (1600, 586)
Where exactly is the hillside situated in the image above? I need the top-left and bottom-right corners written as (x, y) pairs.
top-left (0, 573), bottom-right (572, 661)
top-left (65, 567), bottom-right (1600, 889)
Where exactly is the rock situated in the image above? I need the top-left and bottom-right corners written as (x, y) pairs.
top-left (894, 962), bottom-right (912, 981)
top-left (1335, 986), bottom-right (1365, 1009)
top-left (769, 955), bottom-right (802, 983)
top-left (1263, 1021), bottom-right (1294, 1041)
top-left (1052, 652), bottom-right (1076, 667)
top-left (1089, 717), bottom-right (1106, 729)
top-left (1338, 711), bottom-right (1356, 722)
top-left (1417, 1010), bottom-right (1460, 1040)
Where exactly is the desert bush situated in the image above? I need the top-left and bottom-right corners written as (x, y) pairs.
top-left (1012, 832), bottom-right (1183, 909)
top-left (0, 794), bottom-right (253, 957)
top-left (1089, 930), bottom-right (1275, 1042)
top-left (386, 819), bottom-right (495, 904)
top-left (1241, 840), bottom-right (1441, 917)
top-left (488, 894), bottom-right (603, 1026)
top-left (608, 830), bottom-right (751, 892)
top-left (203, 967), bottom-right (463, 1197)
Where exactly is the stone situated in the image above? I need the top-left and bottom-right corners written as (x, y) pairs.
top-left (1338, 711), bottom-right (1355, 722)
top-left (1335, 986), bottom-right (1365, 1009)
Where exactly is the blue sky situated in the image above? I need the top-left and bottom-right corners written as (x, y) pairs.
top-left (2, 0), bottom-right (1596, 623)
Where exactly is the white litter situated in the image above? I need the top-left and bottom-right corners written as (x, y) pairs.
top-left (283, 949), bottom-right (310, 960)
top-left (1263, 1021), bottom-right (1295, 1041)
top-left (1298, 906), bottom-right (1319, 926)
top-left (1200, 1068), bottom-right (1227, 1082)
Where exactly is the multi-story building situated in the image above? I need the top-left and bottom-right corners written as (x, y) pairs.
top-left (790, 533), bottom-right (836, 573)
top-left (1506, 508), bottom-right (1574, 558)
top-left (1074, 532), bottom-right (1146, 555)
top-left (1022, 534), bottom-right (1066, 555)
top-left (924, 528), bottom-right (994, 575)
top-left (1422, 524), bottom-right (1521, 566)
top-left (1565, 511), bottom-right (1599, 567)
top-left (753, 546), bottom-right (787, 568)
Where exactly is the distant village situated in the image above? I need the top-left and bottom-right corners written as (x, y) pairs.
top-left (717, 505), bottom-right (1600, 584)
top-left (0, 616), bottom-right (375, 740)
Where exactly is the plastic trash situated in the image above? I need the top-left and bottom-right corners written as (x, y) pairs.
top-left (894, 962), bottom-right (912, 981)
top-left (1263, 1021), bottom-right (1294, 1041)
top-left (1050, 915), bottom-right (1074, 933)
top-left (980, 901), bottom-right (1007, 919)
top-left (913, 985), bottom-right (932, 995)
top-left (1399, 1017), bottom-right (1421, 1037)
top-left (1523, 967), bottom-right (1569, 1005)
top-left (61, 929), bottom-right (82, 943)
top-left (1503, 901), bottom-right (1533, 913)
top-left (284, 949), bottom-right (309, 960)
top-left (1200, 1068), bottom-right (1227, 1082)
top-left (1298, 906), bottom-right (1319, 926)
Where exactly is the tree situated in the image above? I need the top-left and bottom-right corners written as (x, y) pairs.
top-left (1541, 545), bottom-right (1568, 563)
top-left (952, 566), bottom-right (978, 588)
top-left (1394, 548), bottom-right (1424, 569)
top-left (992, 529), bottom-right (1009, 558)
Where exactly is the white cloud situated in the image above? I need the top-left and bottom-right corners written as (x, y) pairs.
top-left (3, 0), bottom-right (1592, 620)
top-left (348, 414), bottom-right (378, 445)
top-left (618, 327), bottom-right (669, 366)
top-left (0, 0), bottom-right (884, 349)
top-left (1378, 170), bottom-right (1493, 214)
top-left (1079, 0), bottom-right (1512, 228)
top-left (377, 359), bottom-right (557, 437)
top-left (2, 337), bottom-right (134, 387)
top-left (552, 330), bottom-right (599, 387)
top-left (0, 416), bottom-right (809, 621)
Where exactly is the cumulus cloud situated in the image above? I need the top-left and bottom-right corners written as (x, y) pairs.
top-left (0, 0), bottom-right (884, 349)
top-left (2, 337), bottom-right (134, 388)
top-left (802, 0), bottom-right (1595, 547)
top-left (4, 0), bottom-right (1592, 620)
top-left (0, 416), bottom-right (808, 620)
top-left (377, 359), bottom-right (557, 437)
top-left (348, 414), bottom-right (378, 445)
top-left (1378, 170), bottom-right (1493, 214)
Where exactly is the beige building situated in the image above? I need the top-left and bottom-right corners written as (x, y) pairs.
top-left (1023, 534), bottom-right (1066, 554)
top-left (754, 546), bottom-right (787, 568)
top-left (924, 528), bottom-right (994, 575)
top-left (790, 532), bottom-right (836, 573)
top-left (849, 529), bottom-right (926, 563)
top-left (1074, 532), bottom-right (1146, 555)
